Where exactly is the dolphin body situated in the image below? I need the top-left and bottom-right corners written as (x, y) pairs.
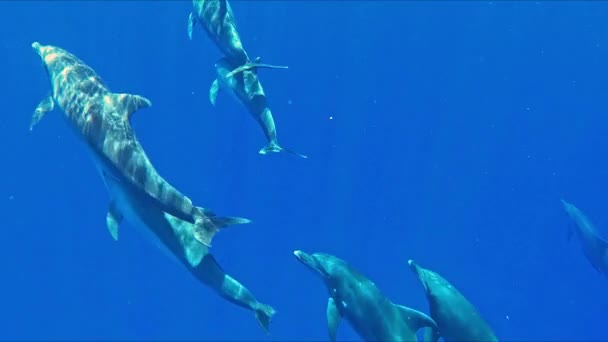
top-left (210, 57), bottom-right (306, 158)
top-left (30, 42), bottom-right (275, 332)
top-left (187, 0), bottom-right (288, 76)
top-left (30, 42), bottom-right (249, 248)
top-left (408, 260), bottom-right (498, 342)
top-left (561, 199), bottom-right (608, 277)
top-left (294, 250), bottom-right (436, 342)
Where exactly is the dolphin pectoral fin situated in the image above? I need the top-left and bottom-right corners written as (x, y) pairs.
top-left (393, 304), bottom-right (438, 332)
top-left (192, 212), bottom-right (252, 247)
top-left (259, 141), bottom-right (308, 159)
top-left (422, 326), bottom-right (441, 342)
top-left (106, 201), bottom-right (122, 241)
top-left (187, 12), bottom-right (196, 40)
top-left (209, 79), bottom-right (220, 106)
top-left (30, 94), bottom-right (54, 131)
top-left (225, 62), bottom-right (289, 78)
top-left (326, 297), bottom-right (341, 342)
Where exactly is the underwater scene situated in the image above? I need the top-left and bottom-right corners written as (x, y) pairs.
top-left (1, 0), bottom-right (607, 341)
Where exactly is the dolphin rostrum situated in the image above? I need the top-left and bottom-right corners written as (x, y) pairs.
top-left (210, 57), bottom-right (306, 157)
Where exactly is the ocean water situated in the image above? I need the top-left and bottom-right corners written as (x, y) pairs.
top-left (1, 1), bottom-right (607, 340)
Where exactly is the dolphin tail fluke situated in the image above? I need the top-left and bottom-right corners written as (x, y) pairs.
top-left (225, 62), bottom-right (289, 78)
top-left (254, 303), bottom-right (276, 335)
top-left (187, 12), bottom-right (196, 40)
top-left (193, 212), bottom-right (251, 247)
top-left (259, 141), bottom-right (308, 159)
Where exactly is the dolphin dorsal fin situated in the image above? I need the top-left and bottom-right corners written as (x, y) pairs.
top-left (327, 297), bottom-right (341, 342)
top-left (393, 304), bottom-right (437, 332)
top-left (111, 93), bottom-right (152, 122)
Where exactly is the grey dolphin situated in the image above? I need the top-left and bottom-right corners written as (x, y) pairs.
top-left (30, 41), bottom-right (275, 332)
top-left (210, 57), bottom-right (306, 158)
top-left (561, 199), bottom-right (608, 276)
top-left (408, 260), bottom-right (498, 342)
top-left (294, 250), bottom-right (436, 342)
top-left (187, 0), bottom-right (288, 75)
top-left (30, 41), bottom-right (250, 247)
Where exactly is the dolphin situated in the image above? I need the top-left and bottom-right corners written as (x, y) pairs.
top-left (187, 0), bottom-right (288, 75)
top-left (30, 41), bottom-right (275, 332)
top-left (561, 199), bottom-right (608, 276)
top-left (294, 250), bottom-right (437, 342)
top-left (30, 41), bottom-right (250, 247)
top-left (408, 260), bottom-right (498, 342)
top-left (210, 57), bottom-right (306, 158)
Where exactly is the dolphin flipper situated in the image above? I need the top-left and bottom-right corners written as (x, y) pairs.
top-left (187, 12), bottom-right (196, 40)
top-left (106, 201), bottom-right (122, 241)
top-left (31, 94), bottom-right (54, 130)
top-left (393, 304), bottom-right (437, 332)
top-left (209, 79), bottom-right (220, 106)
top-left (192, 214), bottom-right (251, 247)
top-left (225, 62), bottom-right (289, 78)
top-left (326, 297), bottom-right (341, 342)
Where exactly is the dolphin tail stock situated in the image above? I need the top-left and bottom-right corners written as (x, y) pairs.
top-left (225, 62), bottom-right (289, 78)
top-left (192, 208), bottom-right (251, 247)
top-left (259, 141), bottom-right (308, 159)
top-left (254, 303), bottom-right (277, 335)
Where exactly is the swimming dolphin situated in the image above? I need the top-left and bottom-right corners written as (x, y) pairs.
top-left (408, 260), bottom-right (498, 342)
top-left (30, 41), bottom-right (275, 332)
top-left (30, 41), bottom-right (250, 248)
top-left (210, 57), bottom-right (306, 158)
top-left (187, 0), bottom-right (288, 75)
top-left (561, 199), bottom-right (608, 277)
top-left (294, 250), bottom-right (436, 342)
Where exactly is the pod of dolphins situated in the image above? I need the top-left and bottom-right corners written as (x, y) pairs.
top-left (28, 0), bottom-right (608, 341)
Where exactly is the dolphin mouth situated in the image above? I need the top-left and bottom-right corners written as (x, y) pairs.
top-left (407, 259), bottom-right (420, 275)
top-left (293, 250), bottom-right (316, 269)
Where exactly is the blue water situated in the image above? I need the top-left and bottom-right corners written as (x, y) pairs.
top-left (1, 1), bottom-right (607, 340)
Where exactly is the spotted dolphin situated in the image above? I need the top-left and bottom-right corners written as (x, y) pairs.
top-left (30, 42), bottom-right (250, 248)
top-left (187, 0), bottom-right (288, 75)
top-left (210, 57), bottom-right (306, 158)
top-left (408, 260), bottom-right (498, 342)
top-left (294, 250), bottom-right (436, 342)
top-left (561, 199), bottom-right (608, 277)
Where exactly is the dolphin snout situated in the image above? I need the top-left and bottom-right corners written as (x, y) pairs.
top-left (32, 41), bottom-right (44, 57)
top-left (408, 259), bottom-right (421, 275)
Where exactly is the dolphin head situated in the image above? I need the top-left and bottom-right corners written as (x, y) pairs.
top-left (31, 41), bottom-right (65, 77)
top-left (407, 259), bottom-right (449, 301)
top-left (293, 250), bottom-right (349, 282)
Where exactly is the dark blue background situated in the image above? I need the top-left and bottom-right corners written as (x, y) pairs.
top-left (1, 1), bottom-right (607, 340)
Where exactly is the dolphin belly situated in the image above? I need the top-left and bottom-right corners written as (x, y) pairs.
top-left (95, 156), bottom-right (182, 266)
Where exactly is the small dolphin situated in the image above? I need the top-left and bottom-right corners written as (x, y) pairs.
top-left (408, 260), bottom-right (498, 342)
top-left (187, 0), bottom-right (288, 74)
top-left (294, 250), bottom-right (436, 342)
top-left (561, 199), bottom-right (608, 276)
top-left (30, 42), bottom-right (250, 248)
top-left (210, 57), bottom-right (306, 158)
